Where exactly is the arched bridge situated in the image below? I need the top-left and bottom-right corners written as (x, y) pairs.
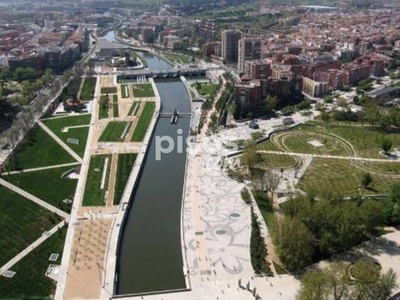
top-left (116, 68), bottom-right (208, 81)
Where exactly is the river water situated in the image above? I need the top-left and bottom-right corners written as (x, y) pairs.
top-left (103, 31), bottom-right (190, 295)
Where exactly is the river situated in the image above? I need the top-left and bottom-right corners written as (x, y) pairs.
top-left (103, 31), bottom-right (190, 295)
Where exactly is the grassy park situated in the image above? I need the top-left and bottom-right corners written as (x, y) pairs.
top-left (0, 186), bottom-right (61, 266)
top-left (99, 121), bottom-right (129, 142)
top-left (257, 154), bottom-right (298, 170)
top-left (283, 123), bottom-right (400, 159)
top-left (42, 114), bottom-right (91, 157)
top-left (0, 227), bottom-right (66, 298)
top-left (5, 166), bottom-right (78, 213)
top-left (6, 125), bottom-right (76, 171)
top-left (254, 121), bottom-right (400, 197)
top-left (100, 87), bottom-right (117, 94)
top-left (191, 82), bottom-right (220, 98)
top-left (162, 52), bottom-right (192, 65)
top-left (80, 77), bottom-right (97, 100)
top-left (82, 155), bottom-right (111, 206)
top-left (121, 84), bottom-right (130, 98)
top-left (297, 158), bottom-right (398, 197)
top-left (114, 153), bottom-right (137, 205)
top-left (131, 102), bottom-right (155, 142)
top-left (131, 83), bottom-right (155, 98)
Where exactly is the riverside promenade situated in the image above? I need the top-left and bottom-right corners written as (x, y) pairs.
top-left (54, 76), bottom-right (160, 299)
top-left (101, 78), bottom-right (161, 298)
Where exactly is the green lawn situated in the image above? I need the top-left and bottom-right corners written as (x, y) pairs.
top-left (82, 155), bottom-right (111, 206)
top-left (257, 139), bottom-right (283, 152)
top-left (99, 95), bottom-right (110, 119)
top-left (99, 121), bottom-right (129, 142)
top-left (257, 154), bottom-right (298, 170)
top-left (260, 123), bottom-right (400, 160)
top-left (291, 123), bottom-right (400, 159)
top-left (100, 87), bottom-right (117, 94)
top-left (0, 227), bottom-right (66, 298)
top-left (113, 94), bottom-right (119, 118)
top-left (131, 102), bottom-right (155, 142)
top-left (6, 126), bottom-right (76, 171)
top-left (327, 125), bottom-right (400, 159)
top-left (362, 161), bottom-right (400, 174)
top-left (131, 83), bottom-right (155, 98)
top-left (42, 115), bottom-right (91, 157)
top-left (5, 166), bottom-right (78, 213)
top-left (163, 52), bottom-right (192, 64)
top-left (252, 190), bottom-right (275, 231)
top-left (121, 84), bottom-right (130, 98)
top-left (114, 153), bottom-right (137, 205)
top-left (297, 158), bottom-right (399, 197)
top-left (192, 83), bottom-right (220, 98)
top-left (81, 77), bottom-right (97, 100)
top-left (0, 186), bottom-right (61, 267)
top-left (278, 131), bottom-right (349, 156)
top-left (128, 101), bottom-right (141, 116)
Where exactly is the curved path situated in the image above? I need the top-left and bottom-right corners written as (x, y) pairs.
top-left (266, 130), bottom-right (400, 179)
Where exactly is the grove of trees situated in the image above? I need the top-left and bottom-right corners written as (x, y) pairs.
top-left (297, 260), bottom-right (397, 300)
top-left (272, 194), bottom-right (387, 271)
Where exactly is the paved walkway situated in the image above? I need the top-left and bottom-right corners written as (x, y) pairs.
top-left (42, 113), bottom-right (91, 121)
top-left (62, 124), bottom-right (90, 132)
top-left (38, 121), bottom-right (83, 163)
top-left (257, 150), bottom-right (400, 163)
top-left (3, 162), bottom-right (81, 175)
top-left (0, 221), bottom-right (66, 275)
top-left (0, 178), bottom-right (69, 220)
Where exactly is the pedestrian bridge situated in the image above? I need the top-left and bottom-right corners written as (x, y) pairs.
top-left (116, 68), bottom-right (208, 81)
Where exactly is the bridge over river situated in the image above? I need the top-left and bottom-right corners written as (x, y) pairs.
top-left (115, 68), bottom-right (208, 80)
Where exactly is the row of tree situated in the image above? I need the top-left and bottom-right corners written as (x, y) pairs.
top-left (0, 68), bottom-right (78, 150)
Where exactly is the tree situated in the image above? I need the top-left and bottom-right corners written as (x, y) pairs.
top-left (240, 139), bottom-right (259, 174)
top-left (321, 110), bottom-right (331, 122)
top-left (227, 102), bottom-right (237, 115)
top-left (381, 138), bottom-right (392, 155)
top-left (366, 104), bottom-right (380, 126)
top-left (296, 269), bottom-right (330, 300)
top-left (264, 95), bottom-right (277, 112)
top-left (369, 268), bottom-right (398, 300)
top-left (360, 200), bottom-right (383, 233)
top-left (275, 217), bottom-right (315, 271)
top-left (361, 172), bottom-right (372, 188)
top-left (326, 262), bottom-right (350, 300)
top-left (315, 102), bottom-right (325, 111)
top-left (379, 114), bottom-right (392, 131)
top-left (351, 258), bottom-right (382, 299)
top-left (14, 67), bottom-right (36, 82)
top-left (337, 97), bottom-right (348, 110)
top-left (297, 262), bottom-right (397, 300)
top-left (0, 68), bottom-right (11, 81)
top-left (264, 170), bottom-right (281, 195)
